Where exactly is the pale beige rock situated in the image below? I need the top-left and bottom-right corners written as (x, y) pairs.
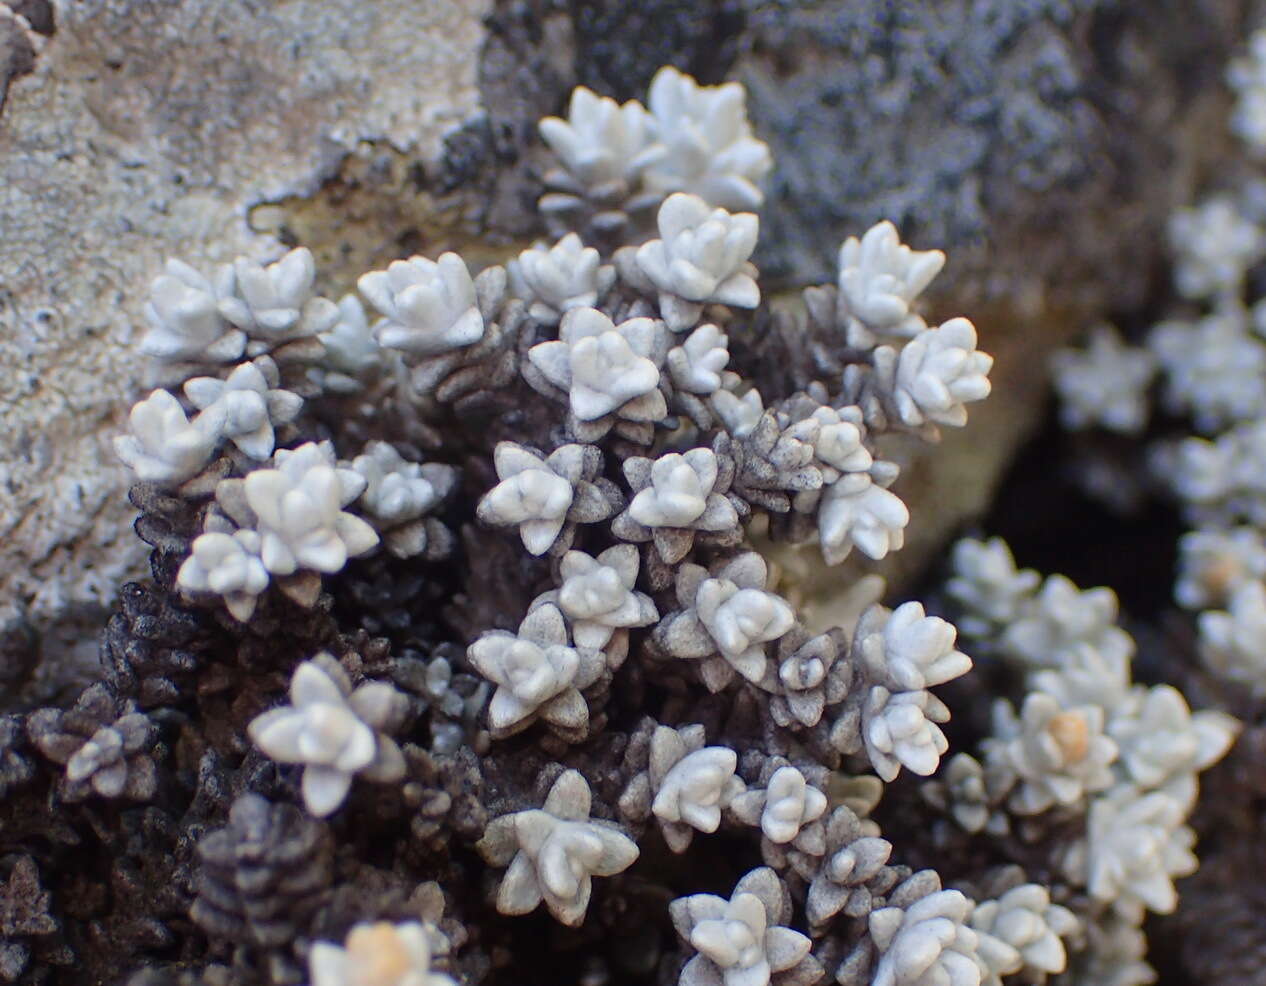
top-left (0, 0), bottom-right (488, 665)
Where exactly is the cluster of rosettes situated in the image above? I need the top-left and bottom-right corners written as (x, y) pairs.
top-left (1049, 29), bottom-right (1266, 701)
top-left (98, 65), bottom-right (1005, 986)
top-left (937, 537), bottom-right (1238, 986)
top-left (113, 245), bottom-right (462, 625)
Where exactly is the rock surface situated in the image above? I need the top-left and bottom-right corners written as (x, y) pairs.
top-left (0, 0), bottom-right (1254, 675)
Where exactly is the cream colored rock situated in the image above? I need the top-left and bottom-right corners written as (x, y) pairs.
top-left (0, 0), bottom-right (488, 668)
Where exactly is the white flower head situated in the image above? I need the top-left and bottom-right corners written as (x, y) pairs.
top-left (799, 404), bottom-right (872, 477)
top-left (219, 247), bottom-right (338, 345)
top-left (642, 66), bottom-right (773, 212)
top-left (869, 889), bottom-right (982, 986)
top-left (971, 884), bottom-right (1078, 986)
top-left (755, 765), bottom-right (828, 845)
top-left (113, 389), bottom-right (219, 485)
top-left (538, 86), bottom-right (658, 189)
top-left (999, 574), bottom-right (1135, 671)
top-left (671, 868), bottom-right (817, 986)
top-left (1168, 197), bottom-right (1265, 300)
top-left (629, 448), bottom-right (729, 529)
top-left (509, 233), bottom-right (612, 324)
top-left (1149, 309), bottom-right (1266, 432)
top-left (1198, 579), bottom-right (1266, 692)
top-left (1068, 786), bottom-right (1197, 922)
top-left (183, 358), bottom-right (303, 460)
top-left (358, 253), bottom-right (484, 356)
top-left (652, 744), bottom-right (743, 834)
top-left (1051, 325), bottom-right (1157, 434)
top-left (635, 193), bottom-right (760, 331)
top-left (694, 554), bottom-right (795, 683)
top-left (838, 221), bottom-right (945, 342)
top-left (140, 258), bottom-right (244, 363)
top-left (1071, 914), bottom-right (1156, 986)
top-left (553, 545), bottom-right (658, 650)
top-left (890, 317), bottom-right (993, 429)
top-left (711, 388), bottom-right (765, 438)
top-left (477, 443), bottom-right (610, 556)
top-left (946, 537), bottom-right (1041, 637)
top-left (1108, 684), bottom-right (1238, 810)
top-left (481, 770), bottom-right (639, 927)
top-left (655, 554), bottom-right (795, 693)
top-left (309, 921), bottom-right (455, 986)
top-left (855, 600), bottom-right (972, 693)
top-left (248, 655), bottom-right (406, 816)
top-left (817, 472), bottom-right (909, 565)
top-left (804, 808), bottom-right (892, 927)
top-left (177, 529), bottom-right (269, 621)
top-left (1175, 526), bottom-right (1266, 609)
top-left (1230, 30), bottom-right (1266, 151)
top-left (243, 441), bottom-right (378, 575)
top-left (861, 686), bottom-right (952, 782)
top-left (527, 308), bottom-right (666, 423)
top-left (983, 692), bottom-right (1118, 815)
top-left (313, 294), bottom-right (380, 390)
top-left (352, 441), bottom-right (453, 526)
top-left (934, 753), bottom-right (992, 835)
top-left (1163, 419), bottom-right (1266, 525)
top-left (1031, 642), bottom-right (1132, 713)
top-left (668, 322), bottom-right (730, 395)
top-left (468, 603), bottom-right (605, 735)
